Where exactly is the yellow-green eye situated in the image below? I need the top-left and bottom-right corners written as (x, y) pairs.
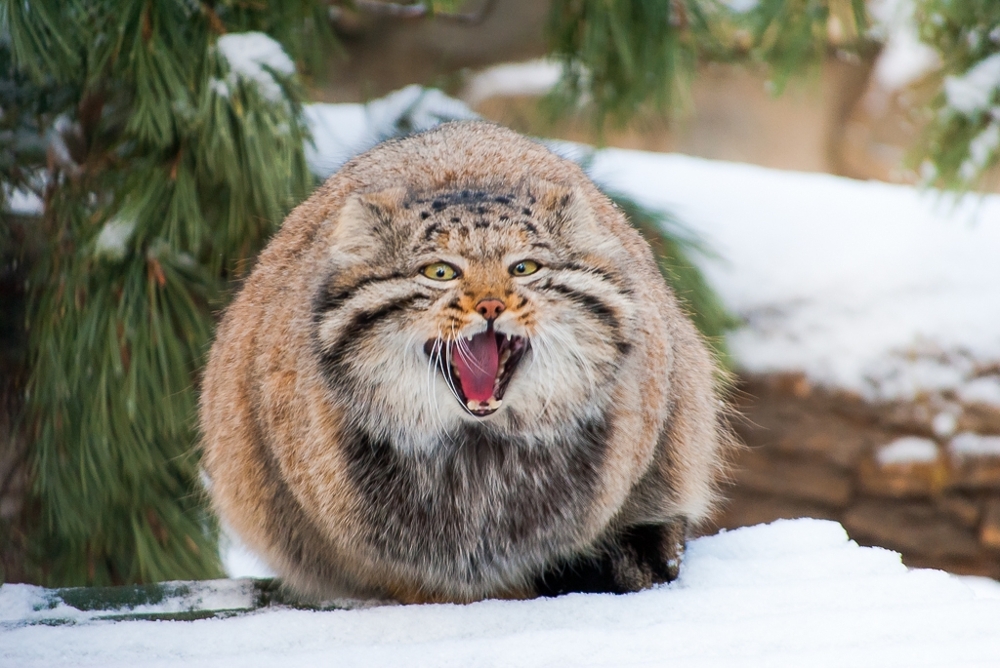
top-left (510, 260), bottom-right (540, 276)
top-left (421, 262), bottom-right (460, 281)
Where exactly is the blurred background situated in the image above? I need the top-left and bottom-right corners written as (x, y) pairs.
top-left (2, 0), bottom-right (1000, 589)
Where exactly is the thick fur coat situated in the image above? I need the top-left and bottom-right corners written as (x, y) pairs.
top-left (199, 122), bottom-right (732, 603)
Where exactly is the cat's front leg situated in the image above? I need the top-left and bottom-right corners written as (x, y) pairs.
top-left (534, 517), bottom-right (688, 596)
top-left (607, 519), bottom-right (687, 592)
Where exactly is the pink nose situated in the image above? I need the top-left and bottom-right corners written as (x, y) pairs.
top-left (476, 298), bottom-right (505, 321)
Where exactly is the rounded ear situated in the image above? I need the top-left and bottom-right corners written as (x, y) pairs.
top-left (531, 180), bottom-right (621, 256)
top-left (327, 187), bottom-right (408, 257)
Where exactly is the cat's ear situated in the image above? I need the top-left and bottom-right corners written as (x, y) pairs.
top-left (532, 180), bottom-right (619, 254)
top-left (327, 187), bottom-right (408, 257)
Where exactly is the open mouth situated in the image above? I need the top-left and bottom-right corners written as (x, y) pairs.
top-left (423, 323), bottom-right (529, 417)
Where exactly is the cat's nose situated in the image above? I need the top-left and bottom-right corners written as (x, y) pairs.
top-left (476, 298), bottom-right (505, 322)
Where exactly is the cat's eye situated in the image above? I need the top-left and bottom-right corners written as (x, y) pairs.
top-left (421, 262), bottom-right (460, 281)
top-left (510, 260), bottom-right (540, 277)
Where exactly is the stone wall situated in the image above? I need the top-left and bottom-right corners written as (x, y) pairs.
top-left (710, 374), bottom-right (1000, 578)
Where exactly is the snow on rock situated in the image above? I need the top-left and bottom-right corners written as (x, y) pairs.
top-left (876, 436), bottom-right (939, 465)
top-left (931, 410), bottom-right (959, 438)
top-left (0, 580), bottom-right (264, 627)
top-left (957, 376), bottom-right (1000, 408)
top-left (216, 32), bottom-right (296, 103)
top-left (4, 519), bottom-right (1000, 667)
top-left (587, 148), bottom-right (1000, 401)
top-left (949, 432), bottom-right (1000, 458)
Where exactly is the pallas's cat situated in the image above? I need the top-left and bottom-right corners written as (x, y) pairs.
top-left (200, 122), bottom-right (732, 603)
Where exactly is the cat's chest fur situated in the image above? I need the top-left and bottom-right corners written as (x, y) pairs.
top-left (340, 417), bottom-right (610, 589)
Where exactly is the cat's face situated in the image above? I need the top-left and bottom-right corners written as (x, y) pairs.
top-left (314, 180), bottom-right (637, 445)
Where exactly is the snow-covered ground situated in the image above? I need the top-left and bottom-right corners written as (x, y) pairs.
top-left (4, 519), bottom-right (1000, 667)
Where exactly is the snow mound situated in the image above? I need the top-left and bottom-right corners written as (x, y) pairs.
top-left (3, 519), bottom-right (1000, 667)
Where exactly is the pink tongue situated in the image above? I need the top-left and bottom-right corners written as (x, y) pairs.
top-left (454, 329), bottom-right (499, 403)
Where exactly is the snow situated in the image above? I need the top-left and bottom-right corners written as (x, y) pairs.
top-left (93, 215), bottom-right (135, 261)
top-left (0, 580), bottom-right (264, 626)
top-left (957, 376), bottom-right (1000, 408)
top-left (943, 53), bottom-right (1000, 116)
top-left (586, 148), bottom-right (1000, 401)
top-left (4, 519), bottom-right (1000, 667)
top-left (876, 436), bottom-right (939, 465)
top-left (949, 432), bottom-right (1000, 458)
top-left (305, 86), bottom-right (478, 180)
top-left (957, 575), bottom-right (1000, 600)
top-left (215, 32), bottom-right (296, 103)
top-left (723, 0), bottom-right (759, 13)
top-left (869, 0), bottom-right (939, 92)
top-left (1, 186), bottom-right (43, 215)
top-left (961, 121), bottom-right (1000, 180)
top-left (461, 59), bottom-right (563, 106)
top-left (931, 410), bottom-right (958, 437)
top-left (219, 529), bottom-right (276, 580)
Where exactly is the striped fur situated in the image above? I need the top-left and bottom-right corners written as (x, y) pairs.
top-left (199, 122), bottom-right (734, 603)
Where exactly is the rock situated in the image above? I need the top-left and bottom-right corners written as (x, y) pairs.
top-left (733, 377), bottom-right (882, 469)
top-left (947, 433), bottom-right (1000, 490)
top-left (733, 450), bottom-right (853, 507)
top-left (980, 499), bottom-right (1000, 551)
top-left (957, 404), bottom-right (1000, 434)
top-left (709, 490), bottom-right (838, 534)
top-left (843, 501), bottom-right (983, 561)
top-left (936, 494), bottom-right (981, 528)
top-left (858, 438), bottom-right (948, 498)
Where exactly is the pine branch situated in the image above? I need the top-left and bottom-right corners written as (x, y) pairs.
top-left (543, 0), bottom-right (869, 134)
top-left (3, 0), bottom-right (320, 587)
top-left (908, 0), bottom-right (1000, 191)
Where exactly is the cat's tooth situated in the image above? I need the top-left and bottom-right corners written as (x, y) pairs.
top-left (506, 333), bottom-right (512, 341)
top-left (467, 400), bottom-right (478, 411)
top-left (487, 398), bottom-right (502, 410)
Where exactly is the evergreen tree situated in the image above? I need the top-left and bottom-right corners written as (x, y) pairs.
top-left (911, 0), bottom-right (1000, 190)
top-left (0, 0), bottom-right (327, 585)
top-left (2, 0), bottom-right (998, 587)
